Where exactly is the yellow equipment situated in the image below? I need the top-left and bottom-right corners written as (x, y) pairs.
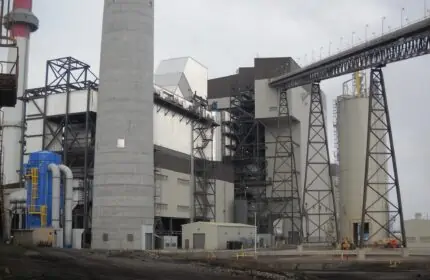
top-left (28, 168), bottom-right (47, 227)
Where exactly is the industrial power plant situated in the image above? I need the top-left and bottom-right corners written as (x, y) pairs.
top-left (1, 0), bottom-right (430, 258)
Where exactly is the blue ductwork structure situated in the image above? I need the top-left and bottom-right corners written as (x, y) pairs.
top-left (24, 151), bottom-right (61, 229)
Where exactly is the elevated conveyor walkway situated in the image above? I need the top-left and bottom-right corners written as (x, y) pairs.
top-left (270, 17), bottom-right (430, 89)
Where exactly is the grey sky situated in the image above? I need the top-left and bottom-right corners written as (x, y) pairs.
top-left (28, 0), bottom-right (430, 220)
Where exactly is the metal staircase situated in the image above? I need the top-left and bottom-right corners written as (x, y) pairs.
top-left (192, 121), bottom-right (216, 221)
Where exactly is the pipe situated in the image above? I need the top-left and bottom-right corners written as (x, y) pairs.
top-left (58, 164), bottom-right (73, 248)
top-left (48, 163), bottom-right (61, 229)
top-left (3, 198), bottom-right (11, 240)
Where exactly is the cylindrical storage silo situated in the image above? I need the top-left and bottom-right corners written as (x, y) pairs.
top-left (337, 96), bottom-right (388, 245)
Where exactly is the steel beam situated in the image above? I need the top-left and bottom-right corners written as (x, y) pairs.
top-left (359, 68), bottom-right (406, 248)
top-left (302, 83), bottom-right (338, 245)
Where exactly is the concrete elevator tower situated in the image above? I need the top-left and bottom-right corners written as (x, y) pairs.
top-left (91, 0), bottom-right (155, 250)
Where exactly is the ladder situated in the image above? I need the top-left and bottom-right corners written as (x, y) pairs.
top-left (28, 168), bottom-right (47, 227)
top-left (29, 168), bottom-right (38, 213)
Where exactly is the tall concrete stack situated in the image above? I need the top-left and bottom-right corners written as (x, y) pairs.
top-left (91, 0), bottom-right (155, 250)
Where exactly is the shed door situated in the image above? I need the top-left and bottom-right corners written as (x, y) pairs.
top-left (288, 231), bottom-right (300, 245)
top-left (193, 233), bottom-right (205, 249)
top-left (145, 233), bottom-right (153, 250)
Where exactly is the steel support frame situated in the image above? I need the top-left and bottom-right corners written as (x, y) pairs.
top-left (270, 89), bottom-right (302, 242)
top-left (20, 57), bottom-right (98, 231)
top-left (228, 90), bottom-right (267, 230)
top-left (229, 91), bottom-right (267, 197)
top-left (192, 120), bottom-right (216, 222)
top-left (359, 67), bottom-right (406, 248)
top-left (302, 83), bottom-right (338, 244)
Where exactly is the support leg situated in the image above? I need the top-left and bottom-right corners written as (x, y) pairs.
top-left (302, 82), bottom-right (339, 244)
top-left (271, 89), bottom-right (302, 244)
top-left (359, 68), bottom-right (406, 248)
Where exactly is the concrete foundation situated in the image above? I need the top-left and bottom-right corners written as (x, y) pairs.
top-left (357, 249), bottom-right (366, 260)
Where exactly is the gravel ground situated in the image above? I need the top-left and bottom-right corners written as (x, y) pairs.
top-left (0, 245), bottom-right (299, 279)
top-left (0, 245), bottom-right (429, 279)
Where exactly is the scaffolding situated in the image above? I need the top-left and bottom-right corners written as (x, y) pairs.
top-left (302, 82), bottom-right (338, 244)
top-left (227, 89), bottom-right (267, 228)
top-left (21, 57), bottom-right (99, 231)
top-left (359, 68), bottom-right (406, 248)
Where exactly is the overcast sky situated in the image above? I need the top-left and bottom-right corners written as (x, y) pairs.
top-left (27, 0), bottom-right (430, 220)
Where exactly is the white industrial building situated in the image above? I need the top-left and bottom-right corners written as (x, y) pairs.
top-left (208, 57), bottom-right (333, 244)
top-left (6, 56), bottom-right (336, 249)
top-left (182, 221), bottom-right (255, 250)
top-left (404, 213), bottom-right (430, 249)
top-left (7, 56), bottom-right (235, 249)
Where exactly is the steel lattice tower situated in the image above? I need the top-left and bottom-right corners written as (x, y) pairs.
top-left (302, 83), bottom-right (339, 244)
top-left (270, 89), bottom-right (302, 242)
top-left (359, 68), bottom-right (406, 248)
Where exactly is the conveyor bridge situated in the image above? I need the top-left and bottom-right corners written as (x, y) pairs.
top-left (270, 18), bottom-right (430, 88)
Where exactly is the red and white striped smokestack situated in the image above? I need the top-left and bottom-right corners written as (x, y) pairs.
top-left (8, 0), bottom-right (37, 38)
top-left (1, 0), bottom-right (39, 189)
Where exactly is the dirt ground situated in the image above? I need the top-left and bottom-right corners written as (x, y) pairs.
top-left (1, 245), bottom-right (429, 279)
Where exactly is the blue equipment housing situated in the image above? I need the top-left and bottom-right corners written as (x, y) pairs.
top-left (24, 151), bottom-right (61, 229)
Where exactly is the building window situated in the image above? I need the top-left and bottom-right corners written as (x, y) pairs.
top-left (406, 236), bottom-right (416, 242)
top-left (155, 174), bottom-right (168, 181)
top-left (177, 178), bottom-right (190, 185)
top-left (419, 236), bottom-right (430, 243)
top-left (156, 203), bottom-right (168, 210)
top-left (177, 205), bottom-right (189, 211)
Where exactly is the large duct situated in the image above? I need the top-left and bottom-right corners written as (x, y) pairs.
top-left (58, 164), bottom-right (73, 248)
top-left (91, 0), bottom-right (155, 250)
top-left (48, 164), bottom-right (61, 229)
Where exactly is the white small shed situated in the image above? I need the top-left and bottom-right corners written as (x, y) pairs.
top-left (405, 216), bottom-right (430, 248)
top-left (181, 222), bottom-right (255, 250)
